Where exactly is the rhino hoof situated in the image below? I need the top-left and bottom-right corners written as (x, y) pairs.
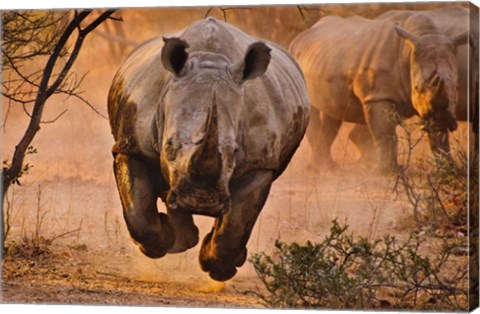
top-left (139, 244), bottom-right (168, 259)
top-left (133, 213), bottom-right (176, 258)
top-left (235, 248), bottom-right (247, 267)
top-left (168, 225), bottom-right (199, 254)
top-left (199, 247), bottom-right (247, 281)
top-left (208, 267), bottom-right (237, 282)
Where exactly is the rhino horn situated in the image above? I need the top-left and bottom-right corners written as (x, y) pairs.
top-left (189, 95), bottom-right (222, 180)
top-left (452, 32), bottom-right (469, 48)
top-left (395, 25), bottom-right (419, 46)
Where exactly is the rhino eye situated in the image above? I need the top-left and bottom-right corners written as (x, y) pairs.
top-left (192, 136), bottom-right (205, 145)
top-left (430, 75), bottom-right (441, 89)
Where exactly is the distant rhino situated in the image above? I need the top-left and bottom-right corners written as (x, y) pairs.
top-left (108, 18), bottom-right (309, 281)
top-left (289, 8), bottom-right (469, 172)
top-left (347, 6), bottom-right (479, 164)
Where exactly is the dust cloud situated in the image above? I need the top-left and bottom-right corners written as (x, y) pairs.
top-left (2, 2), bottom-right (470, 297)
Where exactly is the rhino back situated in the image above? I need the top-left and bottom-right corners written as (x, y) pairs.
top-left (290, 15), bottom-right (412, 123)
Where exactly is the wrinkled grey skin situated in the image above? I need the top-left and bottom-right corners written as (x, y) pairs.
top-left (108, 18), bottom-right (309, 281)
top-left (289, 9), bottom-right (469, 172)
top-left (348, 7), bottom-right (479, 165)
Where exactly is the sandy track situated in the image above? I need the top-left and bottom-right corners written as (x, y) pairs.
top-left (2, 247), bottom-right (261, 308)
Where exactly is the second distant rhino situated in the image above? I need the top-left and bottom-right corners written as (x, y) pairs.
top-left (290, 8), bottom-right (469, 172)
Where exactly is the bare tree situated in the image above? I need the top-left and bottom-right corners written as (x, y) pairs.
top-left (1, 9), bottom-right (119, 257)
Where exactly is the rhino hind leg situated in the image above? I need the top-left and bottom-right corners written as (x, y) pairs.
top-left (114, 154), bottom-right (175, 258)
top-left (349, 124), bottom-right (377, 167)
top-left (199, 170), bottom-right (273, 281)
top-left (306, 107), bottom-right (341, 171)
top-left (166, 210), bottom-right (199, 254)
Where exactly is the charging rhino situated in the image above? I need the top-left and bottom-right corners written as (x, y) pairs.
top-left (289, 9), bottom-right (468, 172)
top-left (108, 18), bottom-right (309, 281)
top-left (348, 6), bottom-right (479, 163)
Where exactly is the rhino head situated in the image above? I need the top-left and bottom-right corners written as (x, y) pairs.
top-left (395, 17), bottom-right (468, 135)
top-left (158, 37), bottom-right (271, 217)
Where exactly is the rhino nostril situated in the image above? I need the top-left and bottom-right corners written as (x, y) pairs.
top-left (448, 119), bottom-right (458, 132)
top-left (167, 192), bottom-right (178, 210)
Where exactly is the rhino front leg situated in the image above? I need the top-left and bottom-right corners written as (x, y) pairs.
top-left (199, 170), bottom-right (273, 281)
top-left (114, 154), bottom-right (175, 258)
top-left (306, 106), bottom-right (341, 171)
top-left (364, 101), bottom-right (398, 173)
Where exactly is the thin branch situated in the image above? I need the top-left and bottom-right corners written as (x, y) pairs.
top-left (204, 7), bottom-right (214, 18)
top-left (108, 15), bottom-right (124, 22)
top-left (93, 29), bottom-right (139, 47)
top-left (297, 5), bottom-right (328, 22)
top-left (219, 7), bottom-right (250, 22)
top-left (81, 9), bottom-right (117, 35)
top-left (22, 103), bottom-right (33, 118)
top-left (2, 92), bottom-right (36, 106)
top-left (60, 90), bottom-right (108, 119)
top-left (48, 226), bottom-right (82, 244)
top-left (45, 10), bottom-right (117, 98)
top-left (41, 109), bottom-right (68, 124)
top-left (2, 51), bottom-right (41, 89)
top-left (426, 175), bottom-right (452, 220)
top-left (2, 100), bottom-right (13, 132)
top-left (45, 11), bottom-right (93, 98)
top-left (297, 5), bottom-right (306, 21)
top-left (204, 6), bottom-right (251, 21)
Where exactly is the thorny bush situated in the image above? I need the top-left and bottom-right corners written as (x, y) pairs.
top-left (247, 220), bottom-right (468, 310)
top-left (394, 115), bottom-right (473, 230)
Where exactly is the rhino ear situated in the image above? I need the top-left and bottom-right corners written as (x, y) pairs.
top-left (231, 42), bottom-right (271, 84)
top-left (451, 32), bottom-right (469, 48)
top-left (395, 25), bottom-right (419, 46)
top-left (161, 37), bottom-right (189, 76)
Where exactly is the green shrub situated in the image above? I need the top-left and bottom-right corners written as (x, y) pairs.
top-left (247, 220), bottom-right (467, 310)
